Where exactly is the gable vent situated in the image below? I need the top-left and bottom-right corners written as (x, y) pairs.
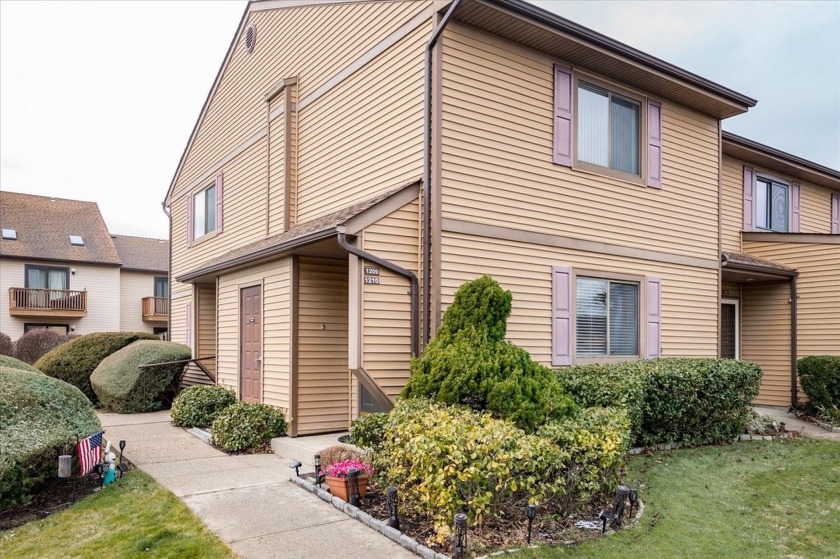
top-left (245, 24), bottom-right (256, 53)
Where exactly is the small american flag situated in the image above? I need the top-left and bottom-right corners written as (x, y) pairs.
top-left (77, 431), bottom-right (103, 476)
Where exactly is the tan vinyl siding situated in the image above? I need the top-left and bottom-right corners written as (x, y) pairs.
top-left (744, 240), bottom-right (840, 357)
top-left (296, 257), bottom-right (348, 435)
top-left (360, 200), bottom-right (420, 404)
top-left (169, 295), bottom-right (189, 349)
top-left (173, 0), bottom-right (430, 198)
top-left (295, 23), bottom-right (427, 223)
top-left (217, 259), bottom-right (291, 409)
top-left (191, 283), bottom-right (217, 382)
top-left (721, 282), bottom-right (741, 298)
top-left (721, 156), bottom-right (743, 252)
top-left (268, 92), bottom-right (286, 235)
top-left (799, 182), bottom-right (834, 233)
top-left (440, 23), bottom-right (720, 261)
top-left (441, 232), bottom-right (718, 364)
top-left (119, 271), bottom-right (156, 333)
top-left (742, 281), bottom-right (791, 406)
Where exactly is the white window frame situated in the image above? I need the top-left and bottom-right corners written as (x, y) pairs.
top-left (721, 298), bottom-right (740, 360)
top-left (192, 183), bottom-right (217, 239)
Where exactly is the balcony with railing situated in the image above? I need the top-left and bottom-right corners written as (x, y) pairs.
top-left (8, 287), bottom-right (88, 317)
top-left (142, 296), bottom-right (169, 322)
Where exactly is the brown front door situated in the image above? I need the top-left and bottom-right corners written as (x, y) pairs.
top-left (240, 285), bottom-right (262, 403)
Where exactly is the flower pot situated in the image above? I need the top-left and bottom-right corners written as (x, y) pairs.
top-left (325, 474), bottom-right (369, 501)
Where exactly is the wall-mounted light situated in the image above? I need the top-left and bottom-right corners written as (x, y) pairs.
top-left (70, 268), bottom-right (76, 275)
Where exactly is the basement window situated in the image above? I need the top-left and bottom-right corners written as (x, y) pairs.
top-left (1, 228), bottom-right (17, 240)
top-left (69, 235), bottom-right (85, 246)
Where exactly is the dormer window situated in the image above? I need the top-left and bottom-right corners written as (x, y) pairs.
top-left (1, 228), bottom-right (17, 240)
top-left (69, 235), bottom-right (85, 246)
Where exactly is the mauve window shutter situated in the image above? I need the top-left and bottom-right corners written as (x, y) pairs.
top-left (552, 266), bottom-right (572, 366)
top-left (743, 166), bottom-right (755, 231)
top-left (186, 195), bottom-right (194, 247)
top-left (185, 302), bottom-right (192, 352)
top-left (647, 100), bottom-right (662, 188)
top-left (790, 182), bottom-right (801, 232)
top-left (215, 171), bottom-right (224, 233)
top-left (645, 277), bottom-right (661, 359)
top-left (832, 193), bottom-right (840, 234)
top-left (553, 65), bottom-right (573, 167)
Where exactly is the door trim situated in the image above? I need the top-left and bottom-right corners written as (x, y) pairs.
top-left (721, 297), bottom-right (740, 360)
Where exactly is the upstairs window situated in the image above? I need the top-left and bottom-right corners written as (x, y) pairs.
top-left (154, 277), bottom-right (169, 298)
top-left (755, 177), bottom-right (788, 232)
top-left (26, 265), bottom-right (69, 290)
top-left (577, 82), bottom-right (641, 176)
top-left (193, 183), bottom-right (217, 239)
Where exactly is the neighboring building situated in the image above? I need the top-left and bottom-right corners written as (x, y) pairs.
top-left (0, 191), bottom-right (170, 339)
top-left (112, 235), bottom-right (171, 337)
top-left (165, 0), bottom-right (838, 435)
top-left (719, 132), bottom-right (840, 405)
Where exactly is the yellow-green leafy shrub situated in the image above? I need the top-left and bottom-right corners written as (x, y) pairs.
top-left (538, 406), bottom-right (631, 512)
top-left (211, 402), bottom-right (288, 453)
top-left (349, 412), bottom-right (387, 451)
top-left (171, 385), bottom-right (236, 427)
top-left (376, 400), bottom-right (569, 541)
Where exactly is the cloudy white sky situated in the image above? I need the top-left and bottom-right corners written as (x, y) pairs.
top-left (1, 0), bottom-right (838, 240)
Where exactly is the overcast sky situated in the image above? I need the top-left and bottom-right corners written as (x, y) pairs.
top-left (1, 0), bottom-right (838, 240)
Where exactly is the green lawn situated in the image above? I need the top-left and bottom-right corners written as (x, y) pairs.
top-left (0, 470), bottom-right (236, 559)
top-left (519, 438), bottom-right (840, 559)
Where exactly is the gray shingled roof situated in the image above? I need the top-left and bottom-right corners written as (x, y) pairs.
top-left (0, 191), bottom-right (122, 265)
top-left (722, 252), bottom-right (797, 274)
top-left (112, 235), bottom-right (170, 273)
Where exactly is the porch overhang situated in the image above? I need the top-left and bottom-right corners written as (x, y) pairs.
top-left (721, 251), bottom-right (797, 284)
top-left (176, 180), bottom-right (420, 284)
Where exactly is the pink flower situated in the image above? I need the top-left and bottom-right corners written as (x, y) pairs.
top-left (325, 459), bottom-right (374, 478)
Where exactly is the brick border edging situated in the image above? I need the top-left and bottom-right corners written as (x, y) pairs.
top-left (810, 417), bottom-right (840, 433)
top-left (290, 475), bottom-right (449, 559)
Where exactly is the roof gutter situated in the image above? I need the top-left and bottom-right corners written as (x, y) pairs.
top-left (337, 226), bottom-right (419, 357)
top-left (423, 0), bottom-right (462, 347)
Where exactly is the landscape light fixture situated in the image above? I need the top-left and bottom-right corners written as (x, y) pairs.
top-left (386, 486), bottom-right (400, 530)
top-left (628, 488), bottom-right (639, 518)
top-left (526, 504), bottom-right (537, 544)
top-left (453, 513), bottom-right (468, 559)
top-left (314, 454), bottom-right (323, 487)
top-left (290, 460), bottom-right (302, 477)
top-left (117, 440), bottom-right (129, 477)
top-left (347, 468), bottom-right (361, 507)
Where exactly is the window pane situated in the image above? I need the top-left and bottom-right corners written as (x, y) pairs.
top-left (577, 84), bottom-right (609, 168)
top-left (771, 183), bottom-right (788, 232)
top-left (48, 269), bottom-right (67, 290)
top-left (576, 278), bottom-right (607, 356)
top-left (27, 268), bottom-right (47, 288)
top-left (155, 278), bottom-right (169, 298)
top-left (205, 185), bottom-right (216, 233)
top-left (610, 96), bottom-right (640, 175)
top-left (194, 190), bottom-right (206, 238)
top-left (755, 179), bottom-right (769, 230)
top-left (609, 282), bottom-right (638, 355)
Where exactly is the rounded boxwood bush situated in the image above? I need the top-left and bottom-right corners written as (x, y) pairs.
top-left (0, 367), bottom-right (100, 511)
top-left (0, 354), bottom-right (42, 373)
top-left (90, 341), bottom-right (191, 413)
top-left (35, 331), bottom-right (157, 402)
top-left (211, 402), bottom-right (288, 453)
top-left (14, 329), bottom-right (71, 365)
top-left (798, 355), bottom-right (840, 412)
top-left (171, 385), bottom-right (236, 427)
top-left (0, 332), bottom-right (14, 357)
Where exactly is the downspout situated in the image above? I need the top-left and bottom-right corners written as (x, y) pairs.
top-left (790, 275), bottom-right (798, 407)
top-left (337, 226), bottom-right (419, 357)
top-left (422, 0), bottom-right (462, 346)
top-left (163, 201), bottom-right (172, 341)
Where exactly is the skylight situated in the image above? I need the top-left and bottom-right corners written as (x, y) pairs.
top-left (69, 235), bottom-right (85, 246)
top-left (1, 228), bottom-right (17, 240)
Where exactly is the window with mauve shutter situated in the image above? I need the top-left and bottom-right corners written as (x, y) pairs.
top-left (575, 277), bottom-right (639, 357)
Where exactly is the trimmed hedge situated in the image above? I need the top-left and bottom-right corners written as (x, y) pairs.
top-left (369, 399), bottom-right (631, 542)
top-left (211, 403), bottom-right (288, 453)
top-left (171, 385), bottom-right (236, 427)
top-left (349, 412), bottom-right (388, 452)
top-left (0, 354), bottom-right (42, 374)
top-left (403, 275), bottom-right (576, 432)
top-left (14, 329), bottom-right (70, 364)
top-left (558, 358), bottom-right (762, 446)
top-left (35, 331), bottom-right (157, 402)
top-left (0, 368), bottom-right (100, 511)
top-left (0, 332), bottom-right (13, 357)
top-left (91, 341), bottom-right (191, 413)
top-left (798, 355), bottom-right (840, 412)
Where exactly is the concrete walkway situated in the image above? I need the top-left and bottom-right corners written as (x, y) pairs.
top-left (98, 412), bottom-right (414, 559)
top-left (754, 406), bottom-right (840, 441)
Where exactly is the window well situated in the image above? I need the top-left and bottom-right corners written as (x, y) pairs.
top-left (69, 235), bottom-right (85, 246)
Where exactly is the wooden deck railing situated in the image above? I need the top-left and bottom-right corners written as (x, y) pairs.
top-left (142, 296), bottom-right (169, 321)
top-left (8, 287), bottom-right (87, 316)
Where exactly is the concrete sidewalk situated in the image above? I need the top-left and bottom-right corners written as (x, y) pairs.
top-left (98, 412), bottom-right (414, 559)
top-left (754, 406), bottom-right (840, 441)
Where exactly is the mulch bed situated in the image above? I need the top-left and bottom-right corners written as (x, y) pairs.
top-left (358, 482), bottom-right (619, 556)
top-left (0, 475), bottom-right (101, 531)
